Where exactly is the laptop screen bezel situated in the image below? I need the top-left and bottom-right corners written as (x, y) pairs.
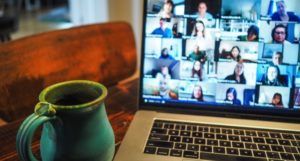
top-left (138, 0), bottom-right (300, 121)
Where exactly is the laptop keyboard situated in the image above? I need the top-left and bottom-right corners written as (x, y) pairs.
top-left (144, 120), bottom-right (300, 161)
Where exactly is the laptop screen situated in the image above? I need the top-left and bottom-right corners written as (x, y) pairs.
top-left (140, 0), bottom-right (300, 113)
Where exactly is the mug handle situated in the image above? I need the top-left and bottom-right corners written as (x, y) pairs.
top-left (16, 102), bottom-right (57, 161)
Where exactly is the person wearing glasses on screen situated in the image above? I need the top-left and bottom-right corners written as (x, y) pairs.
top-left (157, 77), bottom-right (178, 99)
top-left (191, 84), bottom-right (204, 102)
top-left (224, 87), bottom-right (241, 105)
top-left (225, 63), bottom-right (246, 84)
top-left (261, 65), bottom-right (285, 86)
top-left (270, 93), bottom-right (284, 108)
top-left (271, 24), bottom-right (291, 45)
top-left (271, 0), bottom-right (300, 22)
top-left (158, 0), bottom-right (174, 19)
top-left (151, 18), bottom-right (172, 38)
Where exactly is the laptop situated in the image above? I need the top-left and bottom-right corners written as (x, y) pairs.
top-left (114, 0), bottom-right (300, 160)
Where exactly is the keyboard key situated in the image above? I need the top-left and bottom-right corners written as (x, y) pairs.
top-left (175, 124), bottom-right (185, 130)
top-left (149, 134), bottom-right (169, 141)
top-left (216, 134), bottom-right (227, 140)
top-left (186, 125), bottom-right (197, 131)
top-left (253, 150), bottom-right (266, 158)
top-left (214, 147), bottom-right (225, 154)
top-left (180, 131), bottom-right (191, 137)
top-left (284, 146), bottom-right (298, 153)
top-left (200, 145), bottom-right (212, 152)
top-left (266, 152), bottom-right (280, 159)
top-left (294, 135), bottom-right (300, 141)
top-left (258, 144), bottom-right (271, 151)
top-left (164, 123), bottom-right (174, 129)
top-left (282, 134), bottom-right (294, 140)
top-left (266, 139), bottom-right (278, 145)
top-left (192, 132), bottom-right (202, 138)
top-left (232, 142), bottom-right (244, 148)
top-left (182, 137), bottom-right (193, 143)
top-left (157, 148), bottom-right (169, 155)
top-left (258, 132), bottom-right (269, 138)
top-left (245, 131), bottom-right (257, 137)
top-left (168, 130), bottom-right (179, 136)
top-left (253, 137), bottom-right (265, 143)
top-left (245, 143), bottom-right (258, 150)
top-left (200, 153), bottom-right (267, 161)
top-left (240, 149), bottom-right (253, 156)
top-left (174, 143), bottom-right (186, 150)
top-left (270, 133), bottom-right (281, 139)
top-left (183, 151), bottom-right (199, 159)
top-left (204, 133), bottom-right (215, 139)
top-left (147, 140), bottom-right (173, 148)
top-left (294, 154), bottom-right (300, 160)
top-left (220, 141), bottom-right (231, 147)
top-left (222, 129), bottom-right (233, 134)
top-left (187, 144), bottom-right (199, 151)
top-left (241, 136), bottom-right (252, 142)
top-left (280, 153), bottom-right (294, 160)
top-left (291, 140), bottom-right (300, 147)
top-left (278, 139), bottom-right (290, 146)
top-left (170, 149), bottom-right (182, 157)
top-left (194, 138), bottom-right (205, 145)
top-left (151, 128), bottom-right (167, 135)
top-left (144, 147), bottom-right (156, 154)
top-left (210, 127), bottom-right (221, 133)
top-left (207, 139), bottom-right (218, 146)
top-left (153, 122), bottom-right (163, 128)
top-left (271, 145), bottom-right (284, 152)
top-left (170, 136), bottom-right (181, 142)
top-left (233, 129), bottom-right (245, 135)
top-left (227, 148), bottom-right (239, 155)
top-left (228, 135), bottom-right (240, 141)
top-left (198, 126), bottom-right (208, 132)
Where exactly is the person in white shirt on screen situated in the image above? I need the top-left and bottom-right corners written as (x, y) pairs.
top-left (191, 20), bottom-right (214, 52)
top-left (158, 0), bottom-right (174, 19)
top-left (194, 2), bottom-right (214, 27)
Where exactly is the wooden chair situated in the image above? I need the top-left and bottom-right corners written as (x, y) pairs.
top-left (0, 22), bottom-right (137, 122)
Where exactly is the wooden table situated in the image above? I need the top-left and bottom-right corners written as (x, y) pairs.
top-left (0, 78), bottom-right (139, 161)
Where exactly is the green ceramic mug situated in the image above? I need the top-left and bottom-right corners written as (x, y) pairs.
top-left (16, 80), bottom-right (115, 161)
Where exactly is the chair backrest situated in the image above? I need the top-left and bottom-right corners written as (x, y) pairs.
top-left (0, 22), bottom-right (137, 122)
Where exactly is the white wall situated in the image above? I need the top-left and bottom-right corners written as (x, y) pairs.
top-left (69, 0), bottom-right (109, 25)
top-left (109, 0), bottom-right (144, 71)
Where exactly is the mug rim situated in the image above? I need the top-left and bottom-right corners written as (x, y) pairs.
top-left (39, 80), bottom-right (107, 110)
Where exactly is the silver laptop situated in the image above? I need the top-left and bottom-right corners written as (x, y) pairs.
top-left (114, 0), bottom-right (300, 160)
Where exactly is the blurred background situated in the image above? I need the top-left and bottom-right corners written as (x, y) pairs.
top-left (0, 0), bottom-right (143, 58)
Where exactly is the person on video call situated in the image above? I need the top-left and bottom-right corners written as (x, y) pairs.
top-left (192, 84), bottom-right (204, 102)
top-left (271, 51), bottom-right (283, 65)
top-left (193, 2), bottom-right (214, 27)
top-left (238, 25), bottom-right (259, 41)
top-left (271, 0), bottom-right (300, 22)
top-left (159, 48), bottom-right (175, 60)
top-left (172, 23), bottom-right (183, 38)
top-left (225, 63), bottom-right (247, 84)
top-left (271, 93), bottom-right (284, 108)
top-left (228, 46), bottom-right (242, 62)
top-left (191, 20), bottom-right (213, 52)
top-left (157, 78), bottom-right (177, 99)
top-left (191, 60), bottom-right (203, 81)
top-left (151, 18), bottom-right (172, 38)
top-left (158, 0), bottom-right (174, 19)
top-left (261, 65), bottom-right (285, 86)
top-left (224, 87), bottom-right (241, 105)
top-left (271, 24), bottom-right (291, 44)
top-left (188, 44), bottom-right (206, 63)
top-left (156, 66), bottom-right (171, 80)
